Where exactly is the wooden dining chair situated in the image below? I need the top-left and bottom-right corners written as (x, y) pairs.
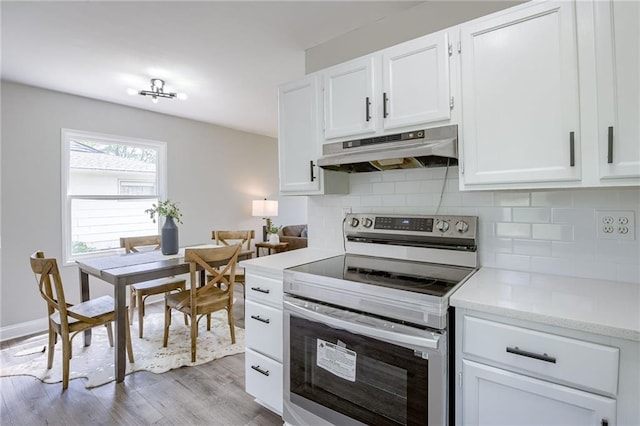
top-left (120, 235), bottom-right (187, 338)
top-left (163, 244), bottom-right (241, 362)
top-left (29, 251), bottom-right (134, 390)
top-left (211, 230), bottom-right (254, 297)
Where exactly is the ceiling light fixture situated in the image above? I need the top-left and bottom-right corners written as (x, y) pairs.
top-left (137, 78), bottom-right (186, 104)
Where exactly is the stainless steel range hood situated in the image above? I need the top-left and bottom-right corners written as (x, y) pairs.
top-left (318, 125), bottom-right (458, 173)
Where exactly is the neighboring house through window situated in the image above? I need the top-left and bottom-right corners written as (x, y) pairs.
top-left (62, 129), bottom-right (167, 263)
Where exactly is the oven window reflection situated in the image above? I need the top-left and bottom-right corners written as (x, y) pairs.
top-left (290, 316), bottom-right (429, 425)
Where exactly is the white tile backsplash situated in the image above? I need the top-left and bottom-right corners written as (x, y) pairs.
top-left (307, 168), bottom-right (640, 284)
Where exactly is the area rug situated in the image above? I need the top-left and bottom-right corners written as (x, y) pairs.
top-left (0, 310), bottom-right (244, 388)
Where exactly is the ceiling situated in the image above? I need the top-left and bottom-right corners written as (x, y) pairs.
top-left (2, 1), bottom-right (425, 138)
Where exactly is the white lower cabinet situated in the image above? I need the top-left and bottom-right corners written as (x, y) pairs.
top-left (456, 311), bottom-right (630, 426)
top-left (244, 270), bottom-right (283, 415)
top-left (463, 360), bottom-right (616, 425)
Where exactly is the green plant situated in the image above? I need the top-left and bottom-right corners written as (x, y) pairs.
top-left (145, 199), bottom-right (183, 224)
top-left (267, 224), bottom-right (282, 234)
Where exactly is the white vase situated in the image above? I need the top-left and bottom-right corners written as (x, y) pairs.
top-left (268, 233), bottom-right (280, 244)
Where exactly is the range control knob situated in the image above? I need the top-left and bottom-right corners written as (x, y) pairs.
top-left (350, 217), bottom-right (360, 228)
top-left (435, 219), bottom-right (449, 232)
top-left (363, 218), bottom-right (373, 228)
top-left (456, 220), bottom-right (469, 233)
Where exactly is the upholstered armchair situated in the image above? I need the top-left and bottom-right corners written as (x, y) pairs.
top-left (279, 224), bottom-right (308, 251)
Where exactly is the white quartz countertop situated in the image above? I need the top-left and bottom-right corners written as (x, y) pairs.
top-left (451, 268), bottom-right (640, 342)
top-left (240, 247), bottom-right (343, 274)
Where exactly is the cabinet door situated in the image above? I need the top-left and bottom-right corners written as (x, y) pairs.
top-left (460, 1), bottom-right (581, 185)
top-left (463, 360), bottom-right (616, 426)
top-left (278, 75), bottom-right (323, 194)
top-left (382, 32), bottom-right (451, 130)
top-left (323, 57), bottom-right (377, 139)
top-left (594, 0), bottom-right (640, 179)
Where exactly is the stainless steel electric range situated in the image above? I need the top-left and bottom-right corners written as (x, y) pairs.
top-left (282, 213), bottom-right (479, 426)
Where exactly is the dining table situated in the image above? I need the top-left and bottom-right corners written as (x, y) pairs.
top-left (76, 244), bottom-right (252, 383)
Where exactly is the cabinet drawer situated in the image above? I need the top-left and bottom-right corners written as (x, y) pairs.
top-left (463, 316), bottom-right (619, 395)
top-left (245, 272), bottom-right (283, 308)
top-left (245, 348), bottom-right (283, 415)
top-left (245, 300), bottom-right (283, 361)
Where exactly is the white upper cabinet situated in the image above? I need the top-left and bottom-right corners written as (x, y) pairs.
top-left (323, 57), bottom-right (378, 139)
top-left (460, 1), bottom-right (582, 187)
top-left (278, 75), bottom-right (348, 195)
top-left (382, 32), bottom-right (451, 130)
top-left (322, 31), bottom-right (454, 141)
top-left (594, 0), bottom-right (640, 180)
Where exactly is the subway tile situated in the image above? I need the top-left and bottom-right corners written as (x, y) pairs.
top-left (551, 208), bottom-right (595, 226)
top-left (395, 181), bottom-right (424, 194)
top-left (532, 224), bottom-right (572, 241)
top-left (350, 173), bottom-right (382, 185)
top-left (448, 207), bottom-right (479, 216)
top-left (552, 241), bottom-right (596, 259)
top-left (616, 188), bottom-right (640, 211)
top-left (496, 222), bottom-right (531, 238)
top-left (495, 253), bottom-right (531, 271)
top-left (372, 182), bottom-right (396, 194)
top-left (479, 252), bottom-right (497, 268)
top-left (382, 170), bottom-right (407, 182)
top-left (513, 208), bottom-right (550, 223)
top-left (481, 237), bottom-right (513, 254)
top-left (607, 241), bottom-right (640, 264)
top-left (477, 207), bottom-right (512, 222)
top-left (422, 180), bottom-right (449, 193)
top-left (462, 192), bottom-right (494, 207)
top-left (573, 225), bottom-right (597, 242)
top-left (530, 256), bottom-right (573, 276)
top-left (360, 195), bottom-right (382, 207)
top-left (494, 192), bottom-right (531, 207)
top-left (382, 194), bottom-right (406, 207)
top-left (439, 192), bottom-right (463, 207)
top-left (617, 264), bottom-right (640, 284)
top-left (573, 189), bottom-right (618, 208)
top-left (350, 182), bottom-right (372, 194)
top-left (479, 222), bottom-right (496, 239)
top-left (341, 196), bottom-right (361, 208)
top-left (513, 239), bottom-right (552, 256)
top-left (531, 190), bottom-right (574, 207)
top-left (406, 193), bottom-right (435, 207)
top-left (571, 259), bottom-right (618, 281)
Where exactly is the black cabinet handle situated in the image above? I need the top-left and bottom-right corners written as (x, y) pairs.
top-left (569, 131), bottom-right (575, 167)
top-left (309, 160), bottom-right (316, 182)
top-left (250, 315), bottom-right (270, 324)
top-left (250, 287), bottom-right (270, 294)
top-left (365, 96), bottom-right (371, 122)
top-left (383, 92), bottom-right (388, 118)
top-left (251, 365), bottom-right (270, 376)
top-left (607, 126), bottom-right (614, 164)
top-left (602, 419), bottom-right (609, 426)
top-left (506, 346), bottom-right (556, 364)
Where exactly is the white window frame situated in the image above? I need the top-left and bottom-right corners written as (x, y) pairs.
top-left (61, 128), bottom-right (167, 265)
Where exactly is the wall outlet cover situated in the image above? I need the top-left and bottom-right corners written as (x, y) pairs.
top-left (596, 211), bottom-right (635, 240)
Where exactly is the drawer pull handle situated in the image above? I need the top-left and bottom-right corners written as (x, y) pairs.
top-left (251, 365), bottom-right (270, 376)
top-left (607, 126), bottom-right (614, 164)
top-left (250, 287), bottom-right (270, 294)
top-left (569, 131), bottom-right (575, 167)
top-left (250, 315), bottom-right (270, 324)
top-left (506, 346), bottom-right (556, 364)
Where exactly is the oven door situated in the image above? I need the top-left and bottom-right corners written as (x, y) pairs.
top-left (283, 295), bottom-right (447, 426)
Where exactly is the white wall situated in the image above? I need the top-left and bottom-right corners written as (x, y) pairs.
top-left (308, 168), bottom-right (640, 284)
top-left (0, 81), bottom-right (305, 338)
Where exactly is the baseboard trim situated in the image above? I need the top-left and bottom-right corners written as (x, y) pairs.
top-left (0, 317), bottom-right (48, 343)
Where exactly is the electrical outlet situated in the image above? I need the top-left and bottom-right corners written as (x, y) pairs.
top-left (342, 207), bottom-right (352, 218)
top-left (596, 211), bottom-right (635, 240)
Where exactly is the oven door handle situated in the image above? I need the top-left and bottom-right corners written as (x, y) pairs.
top-left (284, 298), bottom-right (441, 352)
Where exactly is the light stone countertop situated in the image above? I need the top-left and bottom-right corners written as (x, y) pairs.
top-left (450, 267), bottom-right (640, 342)
top-left (239, 247), bottom-right (343, 275)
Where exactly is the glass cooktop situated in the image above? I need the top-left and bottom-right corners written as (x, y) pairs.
top-left (288, 254), bottom-right (476, 298)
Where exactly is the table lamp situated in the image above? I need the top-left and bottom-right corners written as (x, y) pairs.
top-left (252, 198), bottom-right (278, 242)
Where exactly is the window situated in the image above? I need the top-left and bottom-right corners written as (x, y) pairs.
top-left (62, 129), bottom-right (167, 262)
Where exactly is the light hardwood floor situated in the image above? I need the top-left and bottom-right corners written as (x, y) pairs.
top-left (0, 287), bottom-right (282, 426)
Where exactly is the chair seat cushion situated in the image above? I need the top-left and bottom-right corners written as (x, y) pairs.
top-left (50, 295), bottom-right (115, 326)
top-left (131, 277), bottom-right (186, 294)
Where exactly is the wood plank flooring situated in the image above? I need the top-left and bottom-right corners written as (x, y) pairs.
top-left (0, 287), bottom-right (282, 426)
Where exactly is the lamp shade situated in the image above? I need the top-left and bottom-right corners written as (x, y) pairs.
top-left (252, 199), bottom-right (278, 217)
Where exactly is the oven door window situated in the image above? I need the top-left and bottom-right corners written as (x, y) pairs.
top-left (289, 315), bottom-right (429, 426)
